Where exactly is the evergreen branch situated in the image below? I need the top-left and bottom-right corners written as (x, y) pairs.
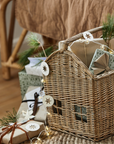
top-left (0, 108), bottom-right (19, 127)
top-left (18, 48), bottom-right (36, 66)
top-left (27, 33), bottom-right (40, 48)
top-left (102, 14), bottom-right (114, 49)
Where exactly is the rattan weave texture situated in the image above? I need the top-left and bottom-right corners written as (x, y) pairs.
top-left (43, 49), bottom-right (114, 141)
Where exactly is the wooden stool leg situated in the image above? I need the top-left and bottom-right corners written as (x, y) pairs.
top-left (8, 0), bottom-right (15, 55)
top-left (0, 0), bottom-right (12, 80)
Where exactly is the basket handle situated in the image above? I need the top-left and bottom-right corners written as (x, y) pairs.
top-left (60, 26), bottom-right (103, 52)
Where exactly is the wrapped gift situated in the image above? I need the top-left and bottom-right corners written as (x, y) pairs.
top-left (18, 70), bottom-right (42, 99)
top-left (0, 120), bottom-right (44, 144)
top-left (18, 86), bottom-right (47, 122)
top-left (67, 38), bottom-right (114, 67)
top-left (89, 49), bottom-right (114, 74)
top-left (68, 38), bottom-right (107, 67)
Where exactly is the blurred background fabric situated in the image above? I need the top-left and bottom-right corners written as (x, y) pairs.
top-left (15, 0), bottom-right (114, 41)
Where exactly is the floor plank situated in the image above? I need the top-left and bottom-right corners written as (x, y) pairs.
top-left (0, 68), bottom-right (22, 119)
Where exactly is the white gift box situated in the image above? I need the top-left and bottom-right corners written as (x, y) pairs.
top-left (25, 57), bottom-right (46, 76)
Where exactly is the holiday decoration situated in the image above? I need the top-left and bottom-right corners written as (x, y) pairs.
top-left (18, 86), bottom-right (47, 122)
top-left (41, 62), bottom-right (50, 76)
top-left (83, 31), bottom-right (94, 40)
top-left (25, 122), bottom-right (40, 131)
top-left (92, 53), bottom-right (110, 75)
top-left (0, 108), bottom-right (19, 128)
top-left (43, 95), bottom-right (54, 107)
top-left (18, 70), bottom-right (42, 99)
top-left (18, 33), bottom-right (57, 67)
top-left (102, 14), bottom-right (114, 50)
top-left (0, 121), bottom-right (44, 144)
top-left (42, 26), bottom-right (114, 142)
top-left (69, 38), bottom-right (107, 67)
top-left (22, 110), bottom-right (35, 120)
top-left (89, 49), bottom-right (114, 74)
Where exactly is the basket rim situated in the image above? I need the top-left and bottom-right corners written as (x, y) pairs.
top-left (45, 49), bottom-right (114, 80)
top-left (45, 49), bottom-right (93, 79)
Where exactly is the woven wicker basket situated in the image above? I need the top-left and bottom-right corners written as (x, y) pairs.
top-left (43, 26), bottom-right (114, 142)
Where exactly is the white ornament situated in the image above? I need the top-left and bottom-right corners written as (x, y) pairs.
top-left (100, 45), bottom-right (105, 49)
top-left (43, 95), bottom-right (54, 107)
top-left (26, 123), bottom-right (40, 131)
top-left (83, 31), bottom-right (93, 41)
top-left (22, 110), bottom-right (35, 120)
top-left (41, 62), bottom-right (49, 76)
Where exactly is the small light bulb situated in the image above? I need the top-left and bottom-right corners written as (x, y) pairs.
top-left (39, 96), bottom-right (42, 99)
top-left (46, 126), bottom-right (49, 131)
top-left (47, 132), bottom-right (49, 136)
top-left (85, 40), bottom-right (89, 45)
top-left (47, 112), bottom-right (50, 115)
top-left (47, 112), bottom-right (52, 117)
top-left (41, 79), bottom-right (45, 83)
top-left (109, 50), bottom-right (114, 54)
top-left (100, 45), bottom-right (105, 49)
top-left (37, 138), bottom-right (41, 141)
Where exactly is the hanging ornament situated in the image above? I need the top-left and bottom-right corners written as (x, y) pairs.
top-left (26, 123), bottom-right (40, 131)
top-left (83, 31), bottom-right (93, 41)
top-left (41, 62), bottom-right (49, 76)
top-left (43, 95), bottom-right (54, 107)
top-left (22, 110), bottom-right (35, 120)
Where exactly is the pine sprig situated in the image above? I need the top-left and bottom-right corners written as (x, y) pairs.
top-left (0, 108), bottom-right (19, 127)
top-left (18, 48), bottom-right (36, 66)
top-left (18, 33), bottom-right (58, 67)
top-left (102, 14), bottom-right (114, 48)
top-left (27, 33), bottom-right (40, 48)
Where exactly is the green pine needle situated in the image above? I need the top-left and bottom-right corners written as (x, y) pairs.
top-left (0, 108), bottom-right (19, 127)
top-left (102, 14), bottom-right (114, 48)
top-left (18, 33), bottom-right (57, 67)
top-left (39, 46), bottom-right (53, 57)
top-left (18, 48), bottom-right (36, 66)
top-left (27, 33), bottom-right (40, 48)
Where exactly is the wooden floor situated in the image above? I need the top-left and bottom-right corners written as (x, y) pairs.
top-left (0, 68), bottom-right (22, 119)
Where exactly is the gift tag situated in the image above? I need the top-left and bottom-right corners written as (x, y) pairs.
top-left (43, 95), bottom-right (54, 107)
top-left (41, 62), bottom-right (49, 76)
top-left (26, 123), bottom-right (40, 131)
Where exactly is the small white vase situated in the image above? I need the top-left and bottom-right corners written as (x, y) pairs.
top-left (28, 57), bottom-right (46, 65)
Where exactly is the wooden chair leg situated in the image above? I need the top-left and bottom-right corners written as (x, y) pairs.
top-left (8, 29), bottom-right (28, 63)
top-left (0, 0), bottom-right (12, 80)
top-left (8, 0), bottom-right (15, 55)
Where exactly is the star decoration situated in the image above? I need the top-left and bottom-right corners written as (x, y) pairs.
top-left (86, 34), bottom-right (90, 39)
top-left (22, 110), bottom-right (35, 120)
top-left (43, 95), bottom-right (54, 107)
top-left (29, 124), bottom-right (36, 129)
top-left (45, 98), bottom-right (51, 104)
top-left (83, 31), bottom-right (93, 40)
